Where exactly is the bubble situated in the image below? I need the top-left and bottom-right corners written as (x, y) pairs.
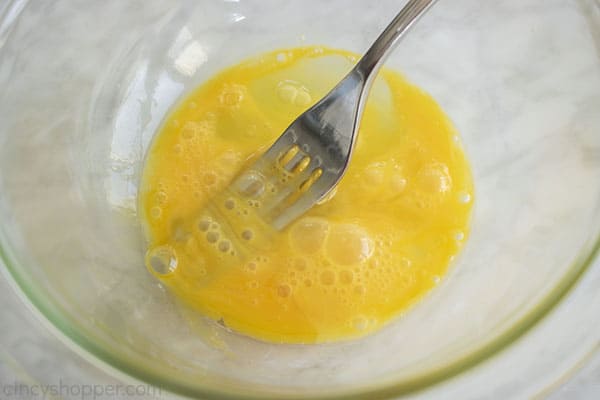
top-left (277, 81), bottom-right (311, 107)
top-left (203, 172), bottom-right (217, 185)
top-left (246, 262), bottom-right (257, 272)
top-left (150, 207), bottom-right (162, 219)
top-left (198, 218), bottom-right (211, 232)
top-left (241, 229), bottom-right (253, 241)
top-left (277, 284), bottom-right (292, 298)
top-left (416, 162), bottom-right (452, 194)
top-left (247, 280), bottom-right (259, 289)
top-left (155, 191), bottom-right (168, 205)
top-left (354, 285), bottom-right (366, 295)
top-left (219, 83), bottom-right (246, 108)
top-left (366, 164), bottom-right (386, 186)
top-left (353, 316), bottom-right (368, 331)
top-left (206, 231), bottom-right (219, 243)
top-left (293, 258), bottom-right (307, 271)
top-left (219, 150), bottom-right (240, 165)
top-left (304, 279), bottom-right (313, 287)
top-left (145, 245), bottom-right (177, 275)
top-left (294, 90), bottom-right (312, 107)
top-left (320, 270), bottom-right (335, 286)
top-left (276, 52), bottom-right (287, 62)
top-left (458, 192), bottom-right (472, 204)
top-left (277, 82), bottom-right (298, 103)
top-left (289, 217), bottom-right (329, 254)
top-left (181, 121), bottom-right (200, 139)
top-left (399, 257), bottom-right (412, 269)
top-left (236, 172), bottom-right (265, 198)
top-left (224, 198), bottom-right (235, 210)
top-left (433, 275), bottom-right (441, 284)
top-left (326, 224), bottom-right (373, 266)
top-left (339, 270), bottom-right (354, 285)
top-left (218, 240), bottom-right (231, 252)
top-left (390, 174), bottom-right (407, 193)
top-left (454, 231), bottom-right (465, 241)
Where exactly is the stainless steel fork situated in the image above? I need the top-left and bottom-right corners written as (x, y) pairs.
top-left (227, 0), bottom-right (438, 230)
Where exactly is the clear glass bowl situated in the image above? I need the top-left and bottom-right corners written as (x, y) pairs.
top-left (1, 0), bottom-right (599, 398)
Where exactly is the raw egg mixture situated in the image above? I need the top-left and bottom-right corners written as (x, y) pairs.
top-left (139, 46), bottom-right (473, 344)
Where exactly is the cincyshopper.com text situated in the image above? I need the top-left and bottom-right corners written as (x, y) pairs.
top-left (1, 380), bottom-right (161, 399)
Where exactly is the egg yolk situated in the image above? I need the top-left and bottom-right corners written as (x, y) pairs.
top-left (139, 46), bottom-right (474, 344)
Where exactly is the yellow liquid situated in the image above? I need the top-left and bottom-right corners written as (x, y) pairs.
top-left (139, 46), bottom-right (474, 344)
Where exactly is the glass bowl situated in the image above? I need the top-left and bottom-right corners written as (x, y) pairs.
top-left (1, 0), bottom-right (599, 398)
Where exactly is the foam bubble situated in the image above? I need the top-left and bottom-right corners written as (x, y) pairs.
top-left (206, 231), bottom-right (219, 243)
top-left (241, 229), bottom-right (253, 241)
top-left (219, 83), bottom-right (246, 108)
top-left (145, 245), bottom-right (178, 275)
top-left (277, 80), bottom-right (311, 107)
top-left (416, 162), bottom-right (452, 194)
top-left (293, 258), bottom-right (307, 271)
top-left (363, 163), bottom-right (385, 186)
top-left (203, 171), bottom-right (217, 185)
top-left (181, 121), bottom-right (200, 139)
top-left (354, 285), bottom-right (366, 295)
top-left (353, 316), bottom-right (368, 331)
top-left (236, 172), bottom-right (265, 198)
top-left (289, 217), bottom-right (329, 254)
top-left (390, 174), bottom-right (407, 193)
top-left (150, 207), bottom-right (162, 219)
top-left (155, 191), bottom-right (168, 205)
top-left (198, 217), bottom-right (211, 232)
top-left (218, 240), bottom-right (231, 252)
top-left (399, 257), bottom-right (412, 269)
top-left (277, 284), bottom-right (292, 298)
top-left (294, 90), bottom-right (312, 107)
top-left (320, 270), bottom-right (335, 286)
top-left (224, 198), bottom-right (235, 210)
top-left (458, 191), bottom-right (472, 204)
top-left (277, 83), bottom-right (297, 103)
top-left (326, 224), bottom-right (373, 266)
top-left (339, 270), bottom-right (354, 285)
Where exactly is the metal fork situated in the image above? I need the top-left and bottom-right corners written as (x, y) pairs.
top-left (225, 0), bottom-right (438, 231)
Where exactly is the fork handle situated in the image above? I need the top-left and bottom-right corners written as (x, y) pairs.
top-left (355, 0), bottom-right (438, 81)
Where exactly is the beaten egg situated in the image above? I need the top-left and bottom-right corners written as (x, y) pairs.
top-left (139, 46), bottom-right (474, 344)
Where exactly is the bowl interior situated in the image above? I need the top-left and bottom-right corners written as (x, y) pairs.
top-left (1, 0), bottom-right (600, 398)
